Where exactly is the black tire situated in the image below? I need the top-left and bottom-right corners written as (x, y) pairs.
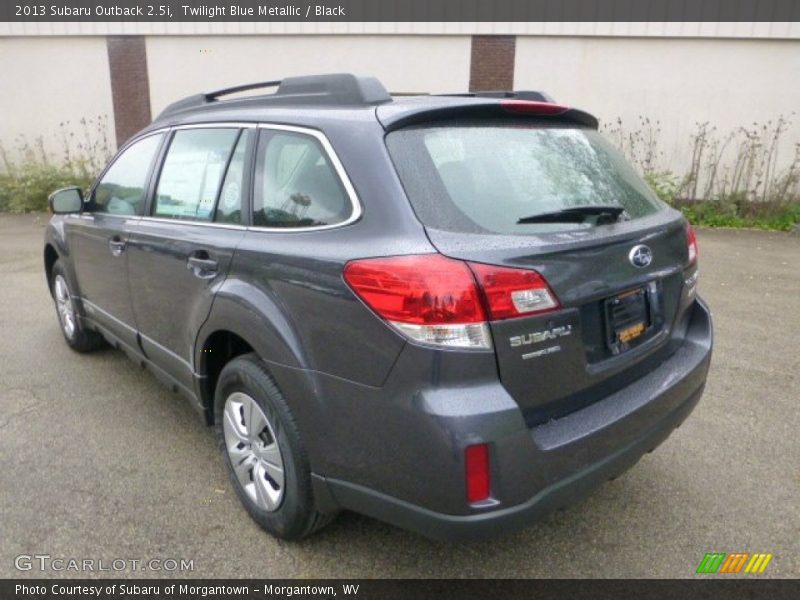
top-left (214, 353), bottom-right (336, 540)
top-left (50, 260), bottom-right (105, 353)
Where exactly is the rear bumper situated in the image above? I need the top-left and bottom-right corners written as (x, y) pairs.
top-left (314, 298), bottom-right (713, 540)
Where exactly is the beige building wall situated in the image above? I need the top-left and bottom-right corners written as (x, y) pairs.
top-left (0, 37), bottom-right (115, 162)
top-left (515, 36), bottom-right (800, 175)
top-left (146, 35), bottom-right (472, 115)
top-left (1, 31), bottom-right (798, 181)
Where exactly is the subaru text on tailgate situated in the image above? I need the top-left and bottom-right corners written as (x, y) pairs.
top-left (44, 74), bottom-right (712, 540)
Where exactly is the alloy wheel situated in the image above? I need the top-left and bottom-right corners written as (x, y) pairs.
top-left (222, 392), bottom-right (285, 511)
top-left (54, 275), bottom-right (76, 339)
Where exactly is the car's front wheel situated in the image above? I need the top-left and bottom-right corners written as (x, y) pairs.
top-left (51, 260), bottom-right (104, 352)
top-left (214, 353), bottom-right (336, 540)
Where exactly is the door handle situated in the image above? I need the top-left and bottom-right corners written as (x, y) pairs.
top-left (108, 236), bottom-right (126, 256)
top-left (187, 251), bottom-right (218, 279)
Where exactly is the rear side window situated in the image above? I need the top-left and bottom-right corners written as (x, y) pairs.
top-left (154, 128), bottom-right (239, 221)
top-left (92, 134), bottom-right (163, 216)
top-left (386, 122), bottom-right (665, 235)
top-left (252, 130), bottom-right (351, 228)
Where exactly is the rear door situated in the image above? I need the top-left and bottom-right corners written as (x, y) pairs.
top-left (126, 126), bottom-right (253, 392)
top-left (386, 120), bottom-right (697, 424)
top-left (67, 132), bottom-right (165, 350)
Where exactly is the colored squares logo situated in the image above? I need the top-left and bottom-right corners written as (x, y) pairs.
top-left (697, 552), bottom-right (773, 574)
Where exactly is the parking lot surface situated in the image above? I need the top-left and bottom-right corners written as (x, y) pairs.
top-left (1, 213), bottom-right (797, 578)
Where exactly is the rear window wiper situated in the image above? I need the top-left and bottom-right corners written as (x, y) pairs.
top-left (516, 205), bottom-right (626, 224)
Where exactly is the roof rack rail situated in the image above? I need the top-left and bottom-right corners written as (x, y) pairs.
top-left (156, 73), bottom-right (392, 120)
top-left (206, 80), bottom-right (282, 101)
top-left (435, 90), bottom-right (555, 102)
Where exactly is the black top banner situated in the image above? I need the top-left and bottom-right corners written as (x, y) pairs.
top-left (3, 0), bottom-right (800, 22)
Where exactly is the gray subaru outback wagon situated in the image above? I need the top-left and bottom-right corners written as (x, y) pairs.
top-left (44, 74), bottom-right (712, 540)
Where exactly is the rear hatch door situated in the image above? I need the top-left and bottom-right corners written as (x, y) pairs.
top-left (384, 115), bottom-right (695, 424)
top-left (429, 218), bottom-right (690, 424)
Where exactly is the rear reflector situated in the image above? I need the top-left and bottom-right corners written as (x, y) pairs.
top-left (343, 254), bottom-right (559, 350)
top-left (501, 99), bottom-right (570, 116)
top-left (389, 321), bottom-right (492, 350)
top-left (687, 224), bottom-right (698, 265)
top-left (468, 262), bottom-right (559, 320)
top-left (465, 444), bottom-right (491, 503)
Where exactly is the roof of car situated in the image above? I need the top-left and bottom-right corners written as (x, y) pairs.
top-left (147, 73), bottom-right (599, 132)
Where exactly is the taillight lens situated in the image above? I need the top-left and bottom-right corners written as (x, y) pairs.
top-left (343, 254), bottom-right (560, 349)
top-left (468, 262), bottom-right (559, 320)
top-left (465, 444), bottom-right (491, 503)
top-left (343, 254), bottom-right (491, 349)
top-left (687, 224), bottom-right (698, 265)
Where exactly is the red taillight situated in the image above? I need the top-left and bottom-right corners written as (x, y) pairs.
top-left (343, 254), bottom-right (491, 349)
top-left (343, 254), bottom-right (560, 349)
top-left (500, 100), bottom-right (570, 116)
top-left (468, 262), bottom-right (560, 320)
top-left (687, 224), bottom-right (698, 265)
top-left (465, 444), bottom-right (491, 503)
top-left (343, 254), bottom-right (486, 325)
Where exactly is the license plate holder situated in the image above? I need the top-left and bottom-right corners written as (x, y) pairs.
top-left (604, 284), bottom-right (654, 353)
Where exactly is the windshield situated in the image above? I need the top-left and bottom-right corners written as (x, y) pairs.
top-left (385, 121), bottom-right (665, 234)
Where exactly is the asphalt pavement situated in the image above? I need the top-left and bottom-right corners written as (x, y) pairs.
top-left (0, 213), bottom-right (797, 578)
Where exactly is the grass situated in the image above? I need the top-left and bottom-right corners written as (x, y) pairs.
top-left (1, 114), bottom-right (798, 232)
top-left (643, 171), bottom-right (800, 232)
top-left (677, 198), bottom-right (800, 232)
top-left (0, 117), bottom-right (110, 213)
top-left (614, 114), bottom-right (800, 232)
top-left (0, 162), bottom-right (94, 214)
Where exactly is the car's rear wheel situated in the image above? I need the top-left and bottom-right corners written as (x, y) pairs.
top-left (51, 260), bottom-right (104, 352)
top-left (214, 353), bottom-right (336, 539)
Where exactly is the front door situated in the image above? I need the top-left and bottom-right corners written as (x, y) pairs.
top-left (67, 133), bottom-right (165, 350)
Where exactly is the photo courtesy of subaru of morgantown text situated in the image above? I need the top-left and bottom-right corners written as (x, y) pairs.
top-left (44, 73), bottom-right (711, 541)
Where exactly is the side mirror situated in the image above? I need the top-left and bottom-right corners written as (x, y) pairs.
top-left (49, 187), bottom-right (84, 214)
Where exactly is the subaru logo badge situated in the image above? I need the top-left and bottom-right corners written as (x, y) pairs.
top-left (629, 245), bottom-right (653, 268)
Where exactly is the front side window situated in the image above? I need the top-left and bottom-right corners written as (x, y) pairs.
top-left (92, 134), bottom-right (163, 215)
top-left (154, 128), bottom-right (239, 221)
top-left (253, 130), bottom-right (352, 228)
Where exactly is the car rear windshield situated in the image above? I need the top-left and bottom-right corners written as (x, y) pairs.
top-left (385, 121), bottom-right (665, 235)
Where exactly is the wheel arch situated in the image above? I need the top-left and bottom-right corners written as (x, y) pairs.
top-left (44, 243), bottom-right (59, 293)
top-left (44, 218), bottom-right (73, 295)
top-left (194, 283), bottom-right (312, 424)
top-left (197, 328), bottom-right (255, 423)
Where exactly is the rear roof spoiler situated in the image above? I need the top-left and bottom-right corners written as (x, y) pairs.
top-left (377, 99), bottom-right (599, 131)
top-left (435, 90), bottom-right (556, 102)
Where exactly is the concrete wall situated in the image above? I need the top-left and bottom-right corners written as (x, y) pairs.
top-left (0, 37), bottom-right (115, 162)
top-left (515, 36), bottom-right (800, 176)
top-left (146, 35), bottom-right (471, 115)
top-left (1, 33), bottom-right (798, 182)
